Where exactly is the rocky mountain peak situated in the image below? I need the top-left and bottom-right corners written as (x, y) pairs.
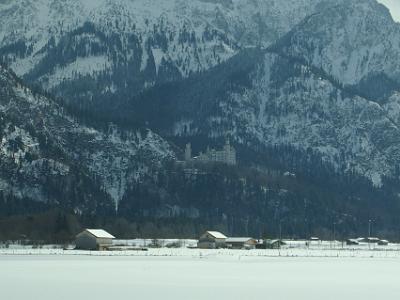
top-left (274, 0), bottom-right (400, 90)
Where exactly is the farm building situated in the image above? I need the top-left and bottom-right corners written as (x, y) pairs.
top-left (346, 239), bottom-right (360, 246)
top-left (356, 237), bottom-right (380, 244)
top-left (367, 237), bottom-right (381, 244)
top-left (378, 240), bottom-right (389, 246)
top-left (198, 231), bottom-right (227, 249)
top-left (75, 229), bottom-right (115, 250)
top-left (265, 239), bottom-right (285, 249)
top-left (226, 237), bottom-right (257, 250)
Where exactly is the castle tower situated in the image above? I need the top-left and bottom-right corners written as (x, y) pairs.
top-left (185, 143), bottom-right (192, 161)
top-left (223, 139), bottom-right (237, 165)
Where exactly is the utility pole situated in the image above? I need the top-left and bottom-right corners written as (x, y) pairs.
top-left (333, 222), bottom-right (336, 249)
top-left (368, 219), bottom-right (374, 250)
top-left (368, 219), bottom-right (373, 237)
top-left (368, 219), bottom-right (371, 237)
top-left (245, 217), bottom-right (249, 237)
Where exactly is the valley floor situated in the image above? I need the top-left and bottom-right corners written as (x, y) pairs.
top-left (1, 249), bottom-right (400, 300)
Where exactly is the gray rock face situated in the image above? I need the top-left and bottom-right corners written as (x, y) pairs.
top-left (0, 0), bottom-right (341, 102)
top-left (275, 0), bottom-right (400, 87)
top-left (0, 65), bottom-right (174, 210)
top-left (224, 52), bottom-right (400, 186)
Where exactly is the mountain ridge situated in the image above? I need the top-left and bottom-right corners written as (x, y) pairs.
top-left (0, 0), bottom-right (346, 106)
top-left (2, 0), bottom-right (400, 239)
top-left (274, 0), bottom-right (400, 92)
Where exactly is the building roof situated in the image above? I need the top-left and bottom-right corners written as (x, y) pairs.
top-left (347, 239), bottom-right (360, 243)
top-left (206, 231), bottom-right (227, 239)
top-left (226, 237), bottom-right (255, 243)
top-left (85, 229), bottom-right (115, 239)
top-left (266, 239), bottom-right (281, 244)
top-left (367, 237), bottom-right (380, 242)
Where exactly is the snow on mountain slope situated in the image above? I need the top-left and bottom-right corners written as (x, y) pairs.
top-left (132, 49), bottom-right (400, 186)
top-left (227, 52), bottom-right (400, 186)
top-left (0, 64), bottom-right (174, 209)
top-left (0, 0), bottom-right (342, 99)
top-left (2, 0), bottom-right (400, 188)
top-left (275, 0), bottom-right (400, 89)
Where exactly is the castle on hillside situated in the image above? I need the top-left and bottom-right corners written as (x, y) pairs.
top-left (185, 140), bottom-right (237, 166)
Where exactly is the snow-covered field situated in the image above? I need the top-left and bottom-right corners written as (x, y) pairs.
top-left (2, 246), bottom-right (400, 258)
top-left (2, 241), bottom-right (400, 299)
top-left (1, 253), bottom-right (400, 300)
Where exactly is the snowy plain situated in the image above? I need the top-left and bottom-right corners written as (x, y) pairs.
top-left (2, 241), bottom-right (400, 300)
top-left (1, 253), bottom-right (400, 300)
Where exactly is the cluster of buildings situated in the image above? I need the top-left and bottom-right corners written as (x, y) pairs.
top-left (75, 229), bottom-right (391, 251)
top-left (197, 231), bottom-right (272, 250)
top-left (74, 229), bottom-right (270, 251)
top-left (184, 140), bottom-right (237, 166)
top-left (346, 237), bottom-right (389, 246)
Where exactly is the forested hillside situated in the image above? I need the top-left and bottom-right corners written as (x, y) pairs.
top-left (1, 0), bottom-right (400, 242)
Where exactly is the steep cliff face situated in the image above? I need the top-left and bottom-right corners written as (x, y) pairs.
top-left (274, 0), bottom-right (400, 96)
top-left (0, 0), bottom-right (343, 107)
top-left (0, 65), bottom-right (174, 211)
top-left (227, 53), bottom-right (400, 186)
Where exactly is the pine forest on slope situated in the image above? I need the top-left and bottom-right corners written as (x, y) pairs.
top-left (1, 0), bottom-right (400, 241)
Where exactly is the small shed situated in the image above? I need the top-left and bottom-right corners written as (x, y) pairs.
top-left (226, 237), bottom-right (257, 250)
top-left (346, 239), bottom-right (360, 246)
top-left (378, 239), bottom-right (389, 246)
top-left (75, 229), bottom-right (115, 250)
top-left (310, 237), bottom-right (320, 242)
top-left (198, 231), bottom-right (227, 249)
top-left (357, 237), bottom-right (381, 244)
top-left (265, 239), bottom-right (285, 249)
top-left (367, 237), bottom-right (380, 244)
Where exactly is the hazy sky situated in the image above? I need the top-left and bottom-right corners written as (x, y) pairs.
top-left (378, 0), bottom-right (400, 21)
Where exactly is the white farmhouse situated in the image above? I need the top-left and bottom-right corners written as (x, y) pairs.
top-left (75, 229), bottom-right (115, 250)
top-left (198, 231), bottom-right (227, 249)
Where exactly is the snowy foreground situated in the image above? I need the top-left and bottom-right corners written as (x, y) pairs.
top-left (2, 248), bottom-right (400, 300)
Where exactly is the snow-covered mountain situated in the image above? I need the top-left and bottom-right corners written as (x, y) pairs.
top-left (127, 48), bottom-right (400, 187)
top-left (2, 0), bottom-right (400, 186)
top-left (0, 0), bottom-right (344, 105)
top-left (275, 0), bottom-right (400, 93)
top-left (2, 0), bottom-right (400, 236)
top-left (230, 53), bottom-right (400, 187)
top-left (0, 64), bottom-right (174, 211)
